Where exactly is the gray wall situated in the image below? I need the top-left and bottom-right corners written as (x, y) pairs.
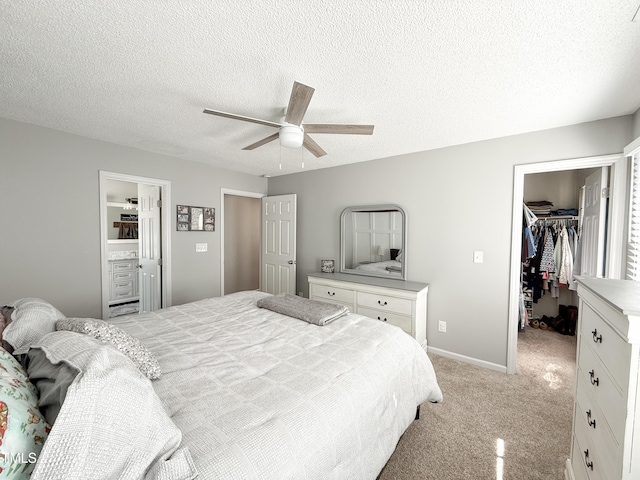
top-left (634, 107), bottom-right (640, 139)
top-left (0, 117), bottom-right (267, 317)
top-left (268, 116), bottom-right (634, 368)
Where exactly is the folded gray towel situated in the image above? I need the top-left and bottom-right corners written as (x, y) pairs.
top-left (257, 293), bottom-right (348, 326)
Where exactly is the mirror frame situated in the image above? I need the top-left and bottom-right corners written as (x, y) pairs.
top-left (340, 204), bottom-right (407, 280)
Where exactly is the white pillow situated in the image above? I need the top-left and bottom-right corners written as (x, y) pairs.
top-left (56, 318), bottom-right (161, 380)
top-left (3, 298), bottom-right (66, 355)
top-left (30, 331), bottom-right (195, 480)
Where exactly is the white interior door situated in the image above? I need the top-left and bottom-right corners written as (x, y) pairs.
top-left (581, 167), bottom-right (609, 277)
top-left (261, 194), bottom-right (297, 295)
top-left (138, 183), bottom-right (162, 312)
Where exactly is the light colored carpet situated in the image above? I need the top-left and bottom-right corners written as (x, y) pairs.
top-left (380, 328), bottom-right (577, 479)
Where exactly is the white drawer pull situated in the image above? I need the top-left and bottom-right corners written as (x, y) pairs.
top-left (377, 316), bottom-right (388, 322)
top-left (591, 329), bottom-right (602, 343)
top-left (583, 449), bottom-right (593, 471)
top-left (327, 291), bottom-right (335, 296)
top-left (377, 300), bottom-right (388, 306)
top-left (586, 409), bottom-right (596, 429)
top-left (589, 369), bottom-right (600, 387)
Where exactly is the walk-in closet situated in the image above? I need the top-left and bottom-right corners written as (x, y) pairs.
top-left (520, 167), bottom-right (601, 337)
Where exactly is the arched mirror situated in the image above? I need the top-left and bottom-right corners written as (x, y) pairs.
top-left (340, 205), bottom-right (407, 280)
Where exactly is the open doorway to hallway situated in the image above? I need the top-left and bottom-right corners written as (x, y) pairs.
top-left (221, 189), bottom-right (264, 295)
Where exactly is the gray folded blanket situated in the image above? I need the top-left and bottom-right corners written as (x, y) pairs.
top-left (257, 293), bottom-right (348, 326)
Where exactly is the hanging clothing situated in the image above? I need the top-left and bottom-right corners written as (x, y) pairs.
top-left (558, 226), bottom-right (574, 285)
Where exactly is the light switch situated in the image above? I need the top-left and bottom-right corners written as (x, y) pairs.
top-left (196, 243), bottom-right (208, 252)
top-left (473, 251), bottom-right (483, 263)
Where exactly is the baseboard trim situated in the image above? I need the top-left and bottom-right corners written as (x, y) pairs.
top-left (426, 347), bottom-right (507, 374)
top-left (564, 459), bottom-right (574, 480)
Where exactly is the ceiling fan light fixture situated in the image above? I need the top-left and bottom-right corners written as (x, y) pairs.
top-left (279, 125), bottom-right (304, 149)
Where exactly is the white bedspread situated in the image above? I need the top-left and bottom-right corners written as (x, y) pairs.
top-left (354, 260), bottom-right (402, 276)
top-left (111, 291), bottom-right (442, 480)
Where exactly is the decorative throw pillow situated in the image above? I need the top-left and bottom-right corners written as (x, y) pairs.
top-left (3, 298), bottom-right (65, 355)
top-left (55, 318), bottom-right (161, 380)
top-left (29, 331), bottom-right (194, 479)
top-left (0, 347), bottom-right (50, 479)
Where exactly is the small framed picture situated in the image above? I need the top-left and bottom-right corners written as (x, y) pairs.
top-left (321, 259), bottom-right (335, 273)
top-left (177, 205), bottom-right (215, 232)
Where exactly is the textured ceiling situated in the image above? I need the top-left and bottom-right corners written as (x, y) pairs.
top-left (2, 1), bottom-right (640, 177)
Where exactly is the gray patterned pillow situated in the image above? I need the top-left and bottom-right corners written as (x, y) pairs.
top-left (55, 318), bottom-right (161, 380)
top-left (3, 298), bottom-right (66, 355)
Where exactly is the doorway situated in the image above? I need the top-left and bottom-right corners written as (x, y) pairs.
top-left (99, 171), bottom-right (172, 320)
top-left (220, 189), bottom-right (265, 295)
top-left (507, 154), bottom-right (629, 374)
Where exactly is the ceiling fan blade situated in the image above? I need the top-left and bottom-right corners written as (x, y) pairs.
top-left (303, 134), bottom-right (327, 158)
top-left (304, 124), bottom-right (374, 135)
top-left (285, 81), bottom-right (315, 126)
top-left (242, 132), bottom-right (280, 151)
top-left (203, 109), bottom-right (281, 129)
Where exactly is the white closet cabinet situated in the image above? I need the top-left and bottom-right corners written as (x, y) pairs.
top-left (307, 272), bottom-right (428, 349)
top-left (108, 259), bottom-right (139, 305)
top-left (567, 278), bottom-right (640, 480)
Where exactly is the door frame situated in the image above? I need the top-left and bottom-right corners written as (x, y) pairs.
top-left (506, 153), bottom-right (628, 374)
top-left (220, 188), bottom-right (265, 295)
top-left (99, 171), bottom-right (172, 319)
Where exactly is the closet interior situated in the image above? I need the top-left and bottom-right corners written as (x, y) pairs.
top-left (519, 168), bottom-right (599, 335)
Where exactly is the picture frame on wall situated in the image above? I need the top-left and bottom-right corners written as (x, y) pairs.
top-left (321, 259), bottom-right (335, 273)
top-left (177, 205), bottom-right (215, 231)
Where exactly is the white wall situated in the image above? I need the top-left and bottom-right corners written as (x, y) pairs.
top-left (634, 107), bottom-right (640, 139)
top-left (0, 117), bottom-right (267, 318)
top-left (268, 116), bottom-right (634, 368)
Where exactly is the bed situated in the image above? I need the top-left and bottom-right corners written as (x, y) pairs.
top-left (353, 260), bottom-right (403, 276)
top-left (0, 292), bottom-right (442, 480)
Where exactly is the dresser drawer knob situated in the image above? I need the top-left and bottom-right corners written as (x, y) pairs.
top-left (377, 316), bottom-right (388, 322)
top-left (586, 410), bottom-right (596, 429)
top-left (583, 449), bottom-right (593, 471)
top-left (378, 300), bottom-right (388, 306)
top-left (327, 291), bottom-right (335, 296)
top-left (589, 370), bottom-right (600, 387)
top-left (591, 329), bottom-right (602, 343)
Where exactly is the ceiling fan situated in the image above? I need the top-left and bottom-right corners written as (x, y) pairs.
top-left (203, 81), bottom-right (374, 158)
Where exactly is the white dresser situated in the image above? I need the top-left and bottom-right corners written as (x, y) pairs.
top-left (307, 272), bottom-right (429, 349)
top-left (567, 278), bottom-right (640, 480)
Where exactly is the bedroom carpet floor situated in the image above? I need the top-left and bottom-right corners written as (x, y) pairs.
top-left (379, 327), bottom-right (577, 480)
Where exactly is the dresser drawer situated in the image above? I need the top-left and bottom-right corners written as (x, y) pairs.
top-left (356, 306), bottom-right (412, 334)
top-left (112, 260), bottom-right (137, 272)
top-left (113, 271), bottom-right (135, 282)
top-left (309, 283), bottom-right (354, 305)
top-left (571, 432), bottom-right (602, 480)
top-left (580, 303), bottom-right (631, 393)
top-left (578, 336), bottom-right (626, 447)
top-left (575, 374), bottom-right (619, 479)
top-left (357, 292), bottom-right (412, 315)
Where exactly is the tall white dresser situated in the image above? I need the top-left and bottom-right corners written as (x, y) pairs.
top-left (567, 278), bottom-right (640, 480)
top-left (307, 272), bottom-right (429, 349)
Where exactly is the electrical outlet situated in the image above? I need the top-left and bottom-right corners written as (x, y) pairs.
top-left (473, 251), bottom-right (483, 263)
top-left (195, 243), bottom-right (208, 252)
top-left (438, 321), bottom-right (447, 333)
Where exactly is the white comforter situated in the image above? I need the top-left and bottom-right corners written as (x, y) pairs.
top-left (111, 291), bottom-right (442, 480)
top-left (354, 260), bottom-right (402, 276)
